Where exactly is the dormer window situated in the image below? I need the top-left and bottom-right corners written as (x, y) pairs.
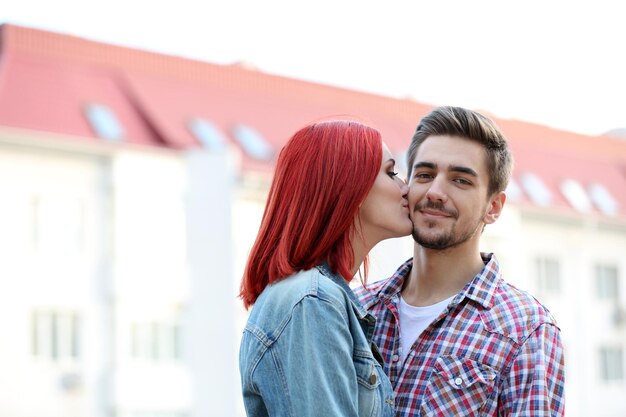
top-left (231, 124), bottom-right (274, 161)
top-left (84, 103), bottom-right (124, 141)
top-left (588, 183), bottom-right (618, 216)
top-left (188, 118), bottom-right (227, 152)
top-left (520, 172), bottom-right (552, 206)
top-left (560, 179), bottom-right (592, 212)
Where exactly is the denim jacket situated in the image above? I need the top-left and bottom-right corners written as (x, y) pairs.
top-left (239, 264), bottom-right (395, 417)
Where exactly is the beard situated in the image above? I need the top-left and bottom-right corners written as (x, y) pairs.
top-left (412, 225), bottom-right (476, 250)
top-left (411, 201), bottom-right (483, 250)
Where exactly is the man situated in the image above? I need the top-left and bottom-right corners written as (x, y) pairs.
top-left (355, 106), bottom-right (565, 416)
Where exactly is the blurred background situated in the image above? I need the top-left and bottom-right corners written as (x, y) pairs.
top-left (0, 1), bottom-right (625, 416)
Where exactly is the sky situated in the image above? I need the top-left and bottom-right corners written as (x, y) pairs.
top-left (1, 0), bottom-right (624, 137)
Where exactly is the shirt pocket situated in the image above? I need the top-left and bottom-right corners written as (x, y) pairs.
top-left (419, 356), bottom-right (496, 417)
top-left (354, 350), bottom-right (383, 417)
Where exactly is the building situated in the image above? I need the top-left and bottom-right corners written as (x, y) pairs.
top-left (0, 24), bottom-right (624, 417)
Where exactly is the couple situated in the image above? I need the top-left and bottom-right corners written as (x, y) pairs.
top-left (239, 106), bottom-right (565, 417)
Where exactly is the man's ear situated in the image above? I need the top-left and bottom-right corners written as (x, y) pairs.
top-left (484, 191), bottom-right (506, 224)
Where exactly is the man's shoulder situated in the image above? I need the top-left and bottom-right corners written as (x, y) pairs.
top-left (484, 279), bottom-right (560, 342)
top-left (354, 258), bottom-right (413, 309)
top-left (353, 278), bottom-right (389, 306)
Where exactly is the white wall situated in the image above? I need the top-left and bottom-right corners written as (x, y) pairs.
top-left (0, 143), bottom-right (104, 417)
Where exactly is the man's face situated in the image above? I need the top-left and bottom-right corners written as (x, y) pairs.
top-left (407, 135), bottom-right (498, 250)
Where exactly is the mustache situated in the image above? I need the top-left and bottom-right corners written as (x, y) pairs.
top-left (414, 201), bottom-right (458, 218)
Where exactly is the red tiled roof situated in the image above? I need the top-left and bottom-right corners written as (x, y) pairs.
top-left (0, 24), bottom-right (431, 152)
top-left (0, 24), bottom-right (625, 219)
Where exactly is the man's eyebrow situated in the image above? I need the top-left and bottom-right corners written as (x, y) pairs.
top-left (412, 161), bottom-right (436, 170)
top-left (449, 165), bottom-right (478, 177)
top-left (412, 162), bottom-right (478, 178)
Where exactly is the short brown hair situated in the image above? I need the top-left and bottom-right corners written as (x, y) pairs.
top-left (407, 106), bottom-right (513, 196)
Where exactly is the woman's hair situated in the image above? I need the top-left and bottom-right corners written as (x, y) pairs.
top-left (239, 120), bottom-right (382, 309)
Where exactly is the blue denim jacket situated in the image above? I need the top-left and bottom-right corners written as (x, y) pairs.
top-left (239, 264), bottom-right (395, 417)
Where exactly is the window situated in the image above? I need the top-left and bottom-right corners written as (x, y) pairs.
top-left (84, 103), bottom-right (125, 141)
top-left (599, 346), bottom-right (624, 382)
top-left (187, 118), bottom-right (227, 151)
top-left (535, 257), bottom-right (561, 295)
top-left (32, 310), bottom-right (80, 361)
top-left (595, 264), bottom-right (620, 302)
top-left (130, 321), bottom-right (181, 361)
top-left (231, 124), bottom-right (274, 161)
top-left (560, 179), bottom-right (592, 212)
top-left (588, 183), bottom-right (618, 216)
top-left (520, 172), bottom-right (552, 206)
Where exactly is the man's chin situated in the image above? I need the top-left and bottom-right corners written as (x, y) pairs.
top-left (412, 231), bottom-right (449, 250)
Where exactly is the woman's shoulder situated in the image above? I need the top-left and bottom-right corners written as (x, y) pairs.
top-left (246, 268), bottom-right (350, 333)
top-left (271, 268), bottom-right (348, 302)
top-left (253, 268), bottom-right (348, 314)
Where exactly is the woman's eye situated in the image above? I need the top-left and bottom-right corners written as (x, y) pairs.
top-left (388, 171), bottom-right (399, 178)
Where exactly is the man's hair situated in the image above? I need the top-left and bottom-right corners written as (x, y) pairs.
top-left (407, 106), bottom-right (513, 196)
top-left (239, 120), bottom-right (382, 309)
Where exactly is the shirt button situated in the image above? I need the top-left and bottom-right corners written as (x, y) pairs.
top-left (392, 354), bottom-right (400, 362)
top-left (454, 377), bottom-right (463, 386)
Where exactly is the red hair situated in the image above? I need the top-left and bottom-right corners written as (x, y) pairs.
top-left (239, 120), bottom-right (382, 309)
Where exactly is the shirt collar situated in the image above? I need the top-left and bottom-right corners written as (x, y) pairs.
top-left (455, 253), bottom-right (502, 309)
top-left (373, 252), bottom-right (502, 310)
top-left (375, 258), bottom-right (413, 302)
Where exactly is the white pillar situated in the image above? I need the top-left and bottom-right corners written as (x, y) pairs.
top-left (185, 150), bottom-right (237, 417)
top-left (89, 159), bottom-right (115, 417)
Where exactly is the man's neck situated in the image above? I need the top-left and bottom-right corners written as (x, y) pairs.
top-left (401, 241), bottom-right (485, 307)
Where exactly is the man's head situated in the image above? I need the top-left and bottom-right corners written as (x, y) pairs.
top-left (406, 107), bottom-right (512, 250)
top-left (407, 106), bottom-right (512, 197)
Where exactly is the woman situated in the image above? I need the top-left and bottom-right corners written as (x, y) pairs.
top-left (239, 120), bottom-right (412, 417)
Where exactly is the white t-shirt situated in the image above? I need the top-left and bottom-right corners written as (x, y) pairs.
top-left (398, 294), bottom-right (455, 363)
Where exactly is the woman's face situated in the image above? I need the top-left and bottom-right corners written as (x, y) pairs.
top-left (357, 142), bottom-right (412, 246)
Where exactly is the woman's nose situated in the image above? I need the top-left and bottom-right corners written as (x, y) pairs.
top-left (400, 180), bottom-right (409, 196)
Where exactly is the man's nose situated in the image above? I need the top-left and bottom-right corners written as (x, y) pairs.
top-left (425, 177), bottom-right (448, 203)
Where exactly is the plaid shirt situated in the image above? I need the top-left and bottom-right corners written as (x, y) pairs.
top-left (354, 253), bottom-right (565, 417)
